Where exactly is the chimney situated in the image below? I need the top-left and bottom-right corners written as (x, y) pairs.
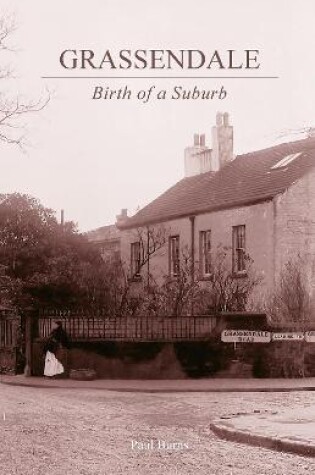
top-left (116, 208), bottom-right (128, 224)
top-left (211, 112), bottom-right (233, 170)
top-left (193, 134), bottom-right (199, 146)
top-left (184, 133), bottom-right (212, 177)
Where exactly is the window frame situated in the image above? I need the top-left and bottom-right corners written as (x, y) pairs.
top-left (199, 229), bottom-right (212, 278)
top-left (232, 225), bottom-right (246, 275)
top-left (130, 241), bottom-right (142, 278)
top-left (169, 235), bottom-right (180, 277)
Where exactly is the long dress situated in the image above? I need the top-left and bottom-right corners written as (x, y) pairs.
top-left (44, 350), bottom-right (64, 377)
top-left (43, 327), bottom-right (70, 377)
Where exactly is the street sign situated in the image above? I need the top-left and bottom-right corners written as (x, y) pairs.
top-left (221, 330), bottom-right (271, 343)
top-left (221, 330), bottom-right (315, 343)
top-left (271, 332), bottom-right (304, 341)
top-left (305, 331), bottom-right (315, 343)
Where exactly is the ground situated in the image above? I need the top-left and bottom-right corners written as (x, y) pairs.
top-left (0, 385), bottom-right (315, 475)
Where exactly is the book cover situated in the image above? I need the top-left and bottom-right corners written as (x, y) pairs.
top-left (1, 1), bottom-right (315, 474)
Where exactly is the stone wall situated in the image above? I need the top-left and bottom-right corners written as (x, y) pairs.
top-left (274, 168), bottom-right (315, 302)
top-left (33, 338), bottom-right (315, 379)
top-left (0, 348), bottom-right (18, 374)
top-left (252, 342), bottom-right (315, 378)
top-left (33, 340), bottom-right (233, 379)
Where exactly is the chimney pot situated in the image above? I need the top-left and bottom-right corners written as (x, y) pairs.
top-left (200, 134), bottom-right (205, 146)
top-left (216, 112), bottom-right (223, 126)
top-left (116, 208), bottom-right (128, 224)
top-left (193, 134), bottom-right (199, 146)
top-left (212, 111), bottom-right (233, 170)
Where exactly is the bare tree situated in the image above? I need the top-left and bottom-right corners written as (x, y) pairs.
top-left (265, 255), bottom-right (313, 377)
top-left (101, 234), bottom-right (261, 318)
top-left (202, 245), bottom-right (262, 313)
top-left (141, 249), bottom-right (201, 317)
top-left (129, 224), bottom-right (169, 282)
top-left (267, 256), bottom-right (312, 329)
top-left (0, 13), bottom-right (50, 149)
top-left (127, 245), bottom-right (261, 317)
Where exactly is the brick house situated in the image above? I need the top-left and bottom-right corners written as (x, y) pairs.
top-left (118, 113), bottom-right (315, 307)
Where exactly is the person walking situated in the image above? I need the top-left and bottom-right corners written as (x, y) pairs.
top-left (43, 320), bottom-right (70, 377)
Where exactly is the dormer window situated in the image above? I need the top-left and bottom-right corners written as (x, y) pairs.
top-left (271, 152), bottom-right (302, 169)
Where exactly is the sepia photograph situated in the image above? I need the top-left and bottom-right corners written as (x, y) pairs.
top-left (1, 1), bottom-right (315, 474)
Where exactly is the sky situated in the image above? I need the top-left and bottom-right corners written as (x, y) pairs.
top-left (0, 0), bottom-right (315, 231)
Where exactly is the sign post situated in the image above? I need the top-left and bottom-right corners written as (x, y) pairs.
top-left (271, 332), bottom-right (304, 341)
top-left (305, 331), bottom-right (315, 343)
top-left (221, 330), bottom-right (271, 343)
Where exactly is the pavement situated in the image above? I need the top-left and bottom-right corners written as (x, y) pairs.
top-left (210, 407), bottom-right (315, 458)
top-left (2, 375), bottom-right (315, 459)
top-left (2, 374), bottom-right (315, 392)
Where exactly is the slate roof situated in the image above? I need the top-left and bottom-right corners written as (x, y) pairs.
top-left (120, 137), bottom-right (315, 229)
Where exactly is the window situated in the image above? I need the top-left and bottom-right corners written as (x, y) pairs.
top-left (271, 152), bottom-right (302, 169)
top-left (200, 230), bottom-right (211, 276)
top-left (130, 242), bottom-right (141, 277)
top-left (169, 235), bottom-right (180, 276)
top-left (232, 225), bottom-right (246, 274)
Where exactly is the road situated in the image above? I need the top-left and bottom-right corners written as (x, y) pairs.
top-left (0, 384), bottom-right (314, 474)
